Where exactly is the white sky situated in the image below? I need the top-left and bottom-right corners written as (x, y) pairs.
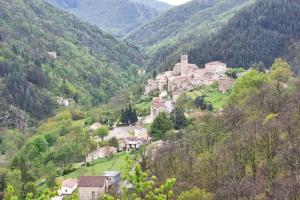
top-left (159, 0), bottom-right (191, 5)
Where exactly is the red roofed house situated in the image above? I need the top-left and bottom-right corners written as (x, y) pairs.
top-left (78, 176), bottom-right (108, 200)
top-left (59, 178), bottom-right (78, 195)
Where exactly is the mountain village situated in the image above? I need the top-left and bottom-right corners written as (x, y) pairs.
top-left (46, 55), bottom-right (237, 200)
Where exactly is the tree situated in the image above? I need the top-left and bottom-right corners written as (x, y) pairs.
top-left (170, 107), bottom-right (187, 130)
top-left (268, 58), bottom-right (292, 83)
top-left (109, 137), bottom-right (119, 149)
top-left (120, 103), bottom-right (138, 125)
top-left (194, 96), bottom-right (205, 108)
top-left (150, 112), bottom-right (173, 140)
top-left (4, 170), bottom-right (22, 199)
top-left (101, 156), bottom-right (176, 200)
top-left (4, 185), bottom-right (18, 200)
top-left (96, 125), bottom-right (109, 141)
top-left (0, 105), bottom-right (31, 130)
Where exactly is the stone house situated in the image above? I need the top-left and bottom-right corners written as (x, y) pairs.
top-left (59, 178), bottom-right (78, 195)
top-left (150, 97), bottom-right (168, 117)
top-left (86, 146), bottom-right (117, 163)
top-left (78, 176), bottom-right (108, 200)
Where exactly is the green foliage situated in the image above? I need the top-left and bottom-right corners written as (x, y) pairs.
top-left (189, 0), bottom-right (300, 70)
top-left (4, 170), bottom-right (22, 199)
top-left (186, 84), bottom-right (229, 110)
top-left (178, 189), bottom-right (213, 200)
top-left (0, 0), bottom-right (145, 119)
top-left (268, 58), bottom-right (292, 83)
top-left (4, 185), bottom-right (18, 200)
top-left (170, 108), bottom-right (188, 130)
top-left (46, 0), bottom-right (162, 37)
top-left (96, 125), bottom-right (109, 141)
top-left (120, 103), bottom-right (138, 125)
top-left (230, 69), bottom-right (265, 99)
top-left (70, 109), bottom-right (84, 121)
top-left (150, 112), bottom-right (173, 140)
top-left (102, 156), bottom-right (176, 200)
top-left (109, 137), bottom-right (119, 149)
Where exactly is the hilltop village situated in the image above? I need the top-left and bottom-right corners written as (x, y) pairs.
top-left (145, 55), bottom-right (235, 118)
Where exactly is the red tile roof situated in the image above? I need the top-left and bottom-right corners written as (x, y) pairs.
top-left (79, 176), bottom-right (106, 187)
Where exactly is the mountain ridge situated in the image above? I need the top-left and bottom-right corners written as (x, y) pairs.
top-left (46, 0), bottom-right (170, 37)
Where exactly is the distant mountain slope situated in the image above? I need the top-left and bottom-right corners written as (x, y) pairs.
top-left (0, 0), bottom-right (145, 119)
top-left (46, 0), bottom-right (164, 37)
top-left (126, 0), bottom-right (257, 72)
top-left (189, 0), bottom-right (300, 70)
top-left (131, 0), bottom-right (172, 11)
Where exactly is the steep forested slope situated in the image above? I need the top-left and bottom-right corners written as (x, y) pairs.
top-left (189, 0), bottom-right (300, 70)
top-left (46, 0), bottom-right (164, 37)
top-left (127, 0), bottom-right (256, 71)
top-left (0, 0), bottom-right (145, 120)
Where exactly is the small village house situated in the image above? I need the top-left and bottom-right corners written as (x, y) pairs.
top-left (86, 146), bottom-right (117, 163)
top-left (103, 171), bottom-right (122, 194)
top-left (103, 171), bottom-right (121, 187)
top-left (59, 178), bottom-right (78, 195)
top-left (56, 97), bottom-right (75, 107)
top-left (78, 176), bottom-right (108, 200)
top-left (47, 51), bottom-right (57, 59)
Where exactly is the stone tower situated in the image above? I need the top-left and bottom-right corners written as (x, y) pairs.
top-left (180, 54), bottom-right (188, 75)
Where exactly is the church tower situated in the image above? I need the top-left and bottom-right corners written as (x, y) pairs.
top-left (180, 54), bottom-right (188, 75)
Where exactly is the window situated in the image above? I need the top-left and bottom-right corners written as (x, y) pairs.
top-left (92, 191), bottom-right (95, 198)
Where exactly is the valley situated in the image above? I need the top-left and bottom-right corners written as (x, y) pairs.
top-left (0, 0), bottom-right (300, 200)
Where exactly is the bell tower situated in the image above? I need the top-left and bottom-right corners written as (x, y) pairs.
top-left (181, 54), bottom-right (188, 75)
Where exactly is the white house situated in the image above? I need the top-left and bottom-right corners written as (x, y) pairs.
top-left (59, 178), bottom-right (78, 195)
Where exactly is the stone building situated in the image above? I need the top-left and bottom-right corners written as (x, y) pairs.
top-left (144, 54), bottom-right (230, 102)
top-left (78, 176), bottom-right (108, 200)
top-left (150, 97), bottom-right (167, 117)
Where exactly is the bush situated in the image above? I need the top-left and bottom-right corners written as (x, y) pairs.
top-left (70, 109), bottom-right (84, 121)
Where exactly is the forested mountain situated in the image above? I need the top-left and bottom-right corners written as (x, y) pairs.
top-left (127, 0), bottom-right (256, 71)
top-left (0, 0), bottom-right (145, 120)
top-left (131, 0), bottom-right (172, 11)
top-left (46, 0), bottom-right (167, 37)
top-left (189, 0), bottom-right (300, 71)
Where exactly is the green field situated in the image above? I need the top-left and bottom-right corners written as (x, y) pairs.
top-left (186, 84), bottom-right (230, 109)
top-left (64, 152), bottom-right (129, 179)
top-left (135, 101), bottom-right (151, 116)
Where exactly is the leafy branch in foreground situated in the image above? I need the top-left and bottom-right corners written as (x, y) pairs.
top-left (102, 156), bottom-right (176, 200)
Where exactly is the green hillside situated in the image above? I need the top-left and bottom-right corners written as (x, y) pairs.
top-left (127, 0), bottom-right (256, 72)
top-left (189, 0), bottom-right (300, 70)
top-left (0, 0), bottom-right (145, 120)
top-left (46, 0), bottom-right (163, 37)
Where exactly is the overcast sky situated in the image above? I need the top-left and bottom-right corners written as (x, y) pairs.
top-left (160, 0), bottom-right (191, 5)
